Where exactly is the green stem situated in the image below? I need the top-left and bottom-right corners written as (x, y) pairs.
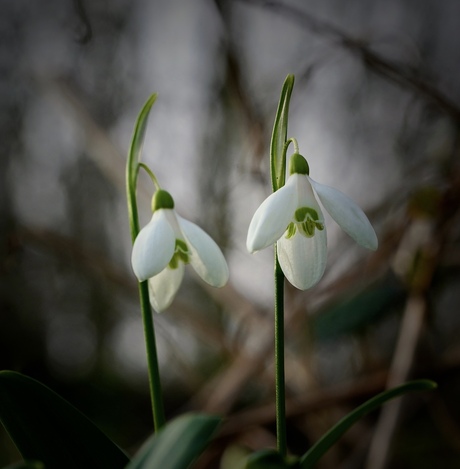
top-left (126, 94), bottom-right (165, 430)
top-left (283, 137), bottom-right (299, 158)
top-left (274, 246), bottom-right (287, 457)
top-left (138, 280), bottom-right (166, 430)
top-left (139, 162), bottom-right (161, 190)
top-left (128, 168), bottom-right (165, 431)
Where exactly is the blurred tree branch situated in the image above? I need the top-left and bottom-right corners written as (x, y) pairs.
top-left (215, 0), bottom-right (268, 174)
top-left (73, 0), bottom-right (92, 44)
top-left (237, 0), bottom-right (460, 124)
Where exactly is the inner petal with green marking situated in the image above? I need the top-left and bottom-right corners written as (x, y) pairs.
top-left (286, 206), bottom-right (324, 239)
top-left (168, 239), bottom-right (190, 269)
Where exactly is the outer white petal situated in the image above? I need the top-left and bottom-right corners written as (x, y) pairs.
top-left (177, 216), bottom-right (229, 287)
top-left (309, 177), bottom-right (378, 251)
top-left (277, 227), bottom-right (328, 290)
top-left (246, 178), bottom-right (297, 252)
top-left (148, 263), bottom-right (185, 312)
top-left (131, 210), bottom-right (176, 281)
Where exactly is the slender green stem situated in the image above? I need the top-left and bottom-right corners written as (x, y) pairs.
top-left (138, 280), bottom-right (166, 430)
top-left (274, 246), bottom-right (287, 457)
top-left (126, 94), bottom-right (165, 430)
top-left (283, 137), bottom-right (299, 158)
top-left (127, 167), bottom-right (166, 431)
top-left (139, 162), bottom-right (161, 190)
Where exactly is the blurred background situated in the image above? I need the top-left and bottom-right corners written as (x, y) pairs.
top-left (1, 0), bottom-right (460, 467)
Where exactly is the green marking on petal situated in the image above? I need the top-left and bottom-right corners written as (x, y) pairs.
top-left (286, 222), bottom-right (297, 239)
top-left (168, 238), bottom-right (190, 269)
top-left (176, 239), bottom-right (188, 253)
top-left (294, 206), bottom-right (323, 238)
top-left (299, 220), bottom-right (313, 237)
top-left (295, 207), bottom-right (320, 222)
top-left (168, 256), bottom-right (178, 269)
top-left (284, 207), bottom-right (324, 240)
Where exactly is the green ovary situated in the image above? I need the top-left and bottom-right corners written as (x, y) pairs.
top-left (168, 239), bottom-right (190, 269)
top-left (286, 207), bottom-right (324, 239)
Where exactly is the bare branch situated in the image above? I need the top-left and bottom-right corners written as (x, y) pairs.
top-left (237, 0), bottom-right (460, 123)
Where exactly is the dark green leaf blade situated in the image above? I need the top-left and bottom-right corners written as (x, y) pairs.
top-left (127, 93), bottom-right (157, 191)
top-left (126, 93), bottom-right (157, 241)
top-left (2, 462), bottom-right (45, 469)
top-left (270, 74), bottom-right (294, 191)
top-left (127, 413), bottom-right (221, 469)
top-left (299, 380), bottom-right (436, 468)
top-left (245, 449), bottom-right (299, 469)
top-left (0, 371), bottom-right (129, 469)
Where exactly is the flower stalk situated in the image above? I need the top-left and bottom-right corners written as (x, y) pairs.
top-left (274, 249), bottom-right (287, 457)
top-left (126, 94), bottom-right (165, 431)
top-left (270, 75), bottom-right (295, 456)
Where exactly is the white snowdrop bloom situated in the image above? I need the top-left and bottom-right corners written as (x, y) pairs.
top-left (132, 190), bottom-right (229, 312)
top-left (247, 153), bottom-right (378, 290)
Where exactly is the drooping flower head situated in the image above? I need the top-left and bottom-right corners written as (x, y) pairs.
top-left (132, 189), bottom-right (229, 312)
top-left (247, 153), bottom-right (377, 290)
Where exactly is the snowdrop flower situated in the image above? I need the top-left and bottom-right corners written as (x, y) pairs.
top-left (132, 189), bottom-right (229, 312)
top-left (247, 153), bottom-right (378, 290)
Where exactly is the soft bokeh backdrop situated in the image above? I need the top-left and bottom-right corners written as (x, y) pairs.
top-left (1, 0), bottom-right (460, 467)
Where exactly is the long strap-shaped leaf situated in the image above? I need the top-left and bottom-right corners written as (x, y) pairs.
top-left (2, 462), bottom-right (45, 469)
top-left (270, 74), bottom-right (294, 192)
top-left (299, 380), bottom-right (436, 468)
top-left (126, 93), bottom-right (158, 241)
top-left (126, 413), bottom-right (221, 469)
top-left (0, 371), bottom-right (129, 469)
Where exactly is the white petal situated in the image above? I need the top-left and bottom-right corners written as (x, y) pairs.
top-left (295, 175), bottom-right (324, 220)
top-left (148, 263), bottom-right (185, 312)
top-left (131, 210), bottom-right (176, 281)
top-left (277, 227), bottom-right (328, 290)
top-left (309, 177), bottom-right (378, 251)
top-left (177, 216), bottom-right (229, 287)
top-left (246, 179), bottom-right (297, 252)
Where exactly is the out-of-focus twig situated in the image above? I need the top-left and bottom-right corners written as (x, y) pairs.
top-left (365, 294), bottom-right (429, 469)
top-left (214, 0), bottom-right (268, 173)
top-left (221, 371), bottom-right (388, 436)
top-left (366, 177), bottom-right (460, 467)
top-left (17, 225), bottom-right (136, 294)
top-left (39, 76), bottom-right (150, 208)
top-left (73, 0), bottom-right (92, 44)
top-left (219, 344), bottom-right (460, 438)
top-left (237, 0), bottom-right (460, 124)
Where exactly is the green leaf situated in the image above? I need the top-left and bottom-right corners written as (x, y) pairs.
top-left (245, 449), bottom-right (299, 469)
top-left (0, 371), bottom-right (129, 469)
top-left (2, 462), bottom-right (45, 469)
top-left (127, 93), bottom-right (157, 193)
top-left (270, 74), bottom-right (294, 191)
top-left (126, 93), bottom-right (158, 242)
top-left (126, 413), bottom-right (221, 469)
top-left (299, 380), bottom-right (437, 468)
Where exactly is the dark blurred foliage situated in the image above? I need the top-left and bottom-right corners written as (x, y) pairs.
top-left (1, 0), bottom-right (460, 468)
